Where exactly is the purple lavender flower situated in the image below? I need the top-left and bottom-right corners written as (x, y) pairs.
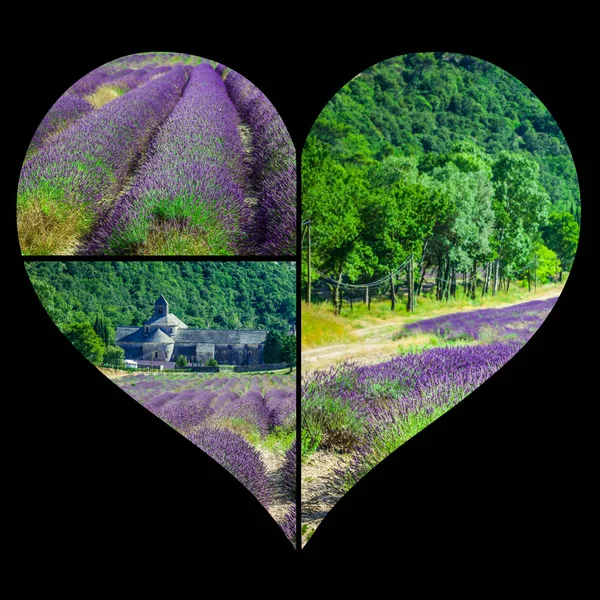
top-left (88, 63), bottom-right (254, 255)
top-left (404, 297), bottom-right (558, 342)
top-left (25, 94), bottom-right (94, 159)
top-left (224, 69), bottom-right (296, 255)
top-left (187, 427), bottom-right (271, 508)
top-left (18, 66), bottom-right (190, 247)
top-left (280, 504), bottom-right (296, 547)
top-left (282, 440), bottom-right (296, 494)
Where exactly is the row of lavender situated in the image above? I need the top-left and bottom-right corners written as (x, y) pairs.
top-left (18, 52), bottom-right (296, 256)
top-left (222, 67), bottom-right (296, 255)
top-left (25, 52), bottom-right (198, 160)
top-left (18, 65), bottom-right (191, 253)
top-left (404, 297), bottom-right (558, 342)
top-left (86, 63), bottom-right (253, 255)
top-left (302, 341), bottom-right (521, 493)
top-left (117, 373), bottom-right (297, 545)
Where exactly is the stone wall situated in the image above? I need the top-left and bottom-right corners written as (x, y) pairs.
top-left (233, 362), bottom-right (288, 372)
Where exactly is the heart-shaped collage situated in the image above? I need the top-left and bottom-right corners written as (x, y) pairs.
top-left (15, 49), bottom-right (583, 554)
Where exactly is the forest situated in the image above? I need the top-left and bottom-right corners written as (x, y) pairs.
top-left (25, 261), bottom-right (296, 344)
top-left (302, 52), bottom-right (580, 311)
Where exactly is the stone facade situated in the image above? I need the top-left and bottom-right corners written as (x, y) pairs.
top-left (116, 295), bottom-right (267, 366)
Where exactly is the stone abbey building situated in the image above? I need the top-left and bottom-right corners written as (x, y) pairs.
top-left (116, 294), bottom-right (267, 366)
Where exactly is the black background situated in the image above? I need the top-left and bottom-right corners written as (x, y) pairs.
top-left (8, 17), bottom-right (593, 569)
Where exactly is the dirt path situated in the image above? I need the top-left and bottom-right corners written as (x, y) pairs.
top-left (301, 450), bottom-right (351, 547)
top-left (97, 366), bottom-right (139, 379)
top-left (258, 447), bottom-right (295, 530)
top-left (302, 291), bottom-right (561, 373)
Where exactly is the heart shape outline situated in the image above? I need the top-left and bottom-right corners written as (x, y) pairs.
top-left (10, 38), bottom-right (591, 560)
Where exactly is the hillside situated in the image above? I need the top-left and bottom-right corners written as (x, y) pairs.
top-left (25, 261), bottom-right (296, 334)
top-left (309, 52), bottom-right (579, 218)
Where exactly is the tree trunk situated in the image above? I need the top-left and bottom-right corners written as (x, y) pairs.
top-left (443, 259), bottom-right (451, 301)
top-left (493, 258), bottom-right (500, 296)
top-left (390, 271), bottom-right (396, 311)
top-left (416, 242), bottom-right (428, 296)
top-left (407, 253), bottom-right (415, 312)
top-left (335, 271), bottom-right (343, 315)
top-left (450, 267), bottom-right (456, 298)
top-left (470, 261), bottom-right (478, 299)
top-left (482, 262), bottom-right (488, 297)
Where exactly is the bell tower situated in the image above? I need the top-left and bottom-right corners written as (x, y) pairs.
top-left (154, 294), bottom-right (169, 318)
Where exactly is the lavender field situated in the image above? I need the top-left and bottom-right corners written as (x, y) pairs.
top-left (17, 52), bottom-right (296, 256)
top-left (116, 371), bottom-right (296, 545)
top-left (301, 296), bottom-right (558, 544)
top-left (403, 297), bottom-right (558, 342)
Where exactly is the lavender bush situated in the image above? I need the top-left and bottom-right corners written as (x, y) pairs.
top-left (302, 341), bottom-right (522, 489)
top-left (223, 69), bottom-right (296, 255)
top-left (87, 63), bottom-right (252, 255)
top-left (404, 297), bottom-right (557, 342)
top-left (18, 66), bottom-right (189, 247)
top-left (187, 427), bottom-right (271, 507)
top-left (19, 52), bottom-right (296, 256)
top-left (280, 504), bottom-right (296, 547)
top-left (282, 440), bottom-right (296, 494)
top-left (25, 94), bottom-right (94, 159)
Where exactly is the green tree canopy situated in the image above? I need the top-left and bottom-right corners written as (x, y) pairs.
top-left (64, 322), bottom-right (105, 365)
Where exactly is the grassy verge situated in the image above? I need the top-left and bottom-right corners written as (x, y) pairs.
top-left (17, 192), bottom-right (94, 255)
top-left (302, 281), bottom-right (564, 349)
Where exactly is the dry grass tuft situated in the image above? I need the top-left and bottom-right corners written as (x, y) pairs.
top-left (85, 85), bottom-right (123, 109)
top-left (17, 198), bottom-right (92, 255)
top-left (301, 303), bottom-right (355, 349)
top-left (141, 226), bottom-right (213, 256)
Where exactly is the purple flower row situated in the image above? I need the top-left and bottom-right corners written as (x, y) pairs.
top-left (187, 427), bottom-right (271, 508)
top-left (223, 69), bottom-right (296, 255)
top-left (282, 440), bottom-right (296, 495)
top-left (19, 66), bottom-right (190, 224)
top-left (117, 373), bottom-right (296, 438)
top-left (303, 341), bottom-right (522, 489)
top-left (88, 63), bottom-right (254, 255)
top-left (404, 297), bottom-right (558, 342)
top-left (26, 66), bottom-right (175, 160)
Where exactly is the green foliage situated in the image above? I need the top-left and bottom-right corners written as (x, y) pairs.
top-left (301, 384), bottom-right (365, 458)
top-left (542, 211), bottom-right (580, 271)
top-left (93, 314), bottom-right (113, 345)
top-left (175, 354), bottom-right (188, 368)
top-left (280, 335), bottom-right (296, 368)
top-left (307, 52), bottom-right (578, 215)
top-left (262, 426), bottom-right (295, 454)
top-left (104, 345), bottom-right (125, 368)
top-left (301, 53), bottom-right (578, 303)
top-left (263, 331), bottom-right (284, 364)
top-left (264, 331), bottom-right (296, 366)
top-left (206, 358), bottom-right (219, 367)
top-left (533, 243), bottom-right (559, 284)
top-left (64, 322), bottom-right (105, 364)
top-left (25, 262), bottom-right (296, 333)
